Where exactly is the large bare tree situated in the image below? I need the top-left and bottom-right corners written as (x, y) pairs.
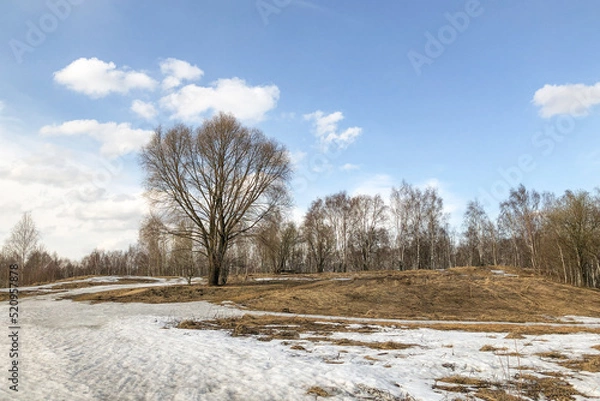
top-left (140, 113), bottom-right (291, 286)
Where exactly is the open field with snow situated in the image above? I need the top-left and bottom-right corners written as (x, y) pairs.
top-left (2, 272), bottom-right (600, 400)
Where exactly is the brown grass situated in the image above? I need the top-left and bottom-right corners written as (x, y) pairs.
top-left (306, 386), bottom-right (331, 397)
top-left (480, 345), bottom-right (508, 352)
top-left (536, 351), bottom-right (567, 360)
top-left (399, 322), bottom-right (600, 336)
top-left (66, 266), bottom-right (600, 323)
top-left (435, 374), bottom-right (585, 400)
top-left (560, 354), bottom-right (600, 372)
top-left (0, 289), bottom-right (63, 301)
top-left (178, 315), bottom-right (417, 351)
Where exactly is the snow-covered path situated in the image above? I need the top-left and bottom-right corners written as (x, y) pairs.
top-left (2, 279), bottom-right (600, 400)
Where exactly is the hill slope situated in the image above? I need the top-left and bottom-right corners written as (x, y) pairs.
top-left (70, 266), bottom-right (600, 323)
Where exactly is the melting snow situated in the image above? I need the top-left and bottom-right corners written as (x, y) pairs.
top-left (2, 279), bottom-right (599, 400)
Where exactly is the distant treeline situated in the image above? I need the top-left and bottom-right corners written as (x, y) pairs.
top-left (2, 183), bottom-right (600, 289)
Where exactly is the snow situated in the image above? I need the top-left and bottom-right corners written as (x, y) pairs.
top-left (2, 279), bottom-right (600, 400)
top-left (252, 277), bottom-right (316, 282)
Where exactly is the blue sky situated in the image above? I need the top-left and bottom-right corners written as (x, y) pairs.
top-left (1, 0), bottom-right (600, 259)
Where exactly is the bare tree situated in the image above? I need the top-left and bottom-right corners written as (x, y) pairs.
top-left (390, 183), bottom-right (411, 269)
top-left (138, 214), bottom-right (170, 276)
top-left (499, 185), bottom-right (542, 271)
top-left (423, 187), bottom-right (445, 269)
top-left (463, 200), bottom-right (489, 266)
top-left (171, 219), bottom-right (196, 284)
top-left (255, 212), bottom-right (300, 274)
top-left (348, 194), bottom-right (388, 271)
top-left (303, 198), bottom-right (335, 273)
top-left (4, 212), bottom-right (41, 282)
top-left (324, 192), bottom-right (351, 272)
top-left (543, 190), bottom-right (600, 287)
top-left (140, 113), bottom-right (292, 286)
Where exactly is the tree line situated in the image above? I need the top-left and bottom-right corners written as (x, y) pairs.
top-left (2, 114), bottom-right (599, 288)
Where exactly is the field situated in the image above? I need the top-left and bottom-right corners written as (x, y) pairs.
top-left (2, 267), bottom-right (600, 400)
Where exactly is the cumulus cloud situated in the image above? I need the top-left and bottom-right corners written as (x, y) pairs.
top-left (304, 110), bottom-right (362, 151)
top-left (0, 124), bottom-right (148, 259)
top-left (40, 120), bottom-right (154, 158)
top-left (160, 78), bottom-right (279, 122)
top-left (160, 58), bottom-right (204, 90)
top-left (54, 57), bottom-right (157, 98)
top-left (0, 143), bottom-right (97, 188)
top-left (532, 82), bottom-right (600, 118)
top-left (131, 100), bottom-right (158, 120)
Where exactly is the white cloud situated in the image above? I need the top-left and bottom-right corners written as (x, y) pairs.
top-left (40, 120), bottom-right (154, 158)
top-left (160, 78), bottom-right (280, 122)
top-left (304, 110), bottom-right (362, 151)
top-left (532, 82), bottom-right (600, 118)
top-left (288, 150), bottom-right (307, 167)
top-left (0, 143), bottom-right (97, 188)
top-left (0, 124), bottom-right (148, 260)
top-left (352, 174), bottom-right (395, 199)
top-left (160, 58), bottom-right (203, 90)
top-left (340, 163), bottom-right (359, 171)
top-left (131, 100), bottom-right (158, 120)
top-left (54, 57), bottom-right (157, 98)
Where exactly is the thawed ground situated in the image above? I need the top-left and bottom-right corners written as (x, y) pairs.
top-left (2, 277), bottom-right (600, 400)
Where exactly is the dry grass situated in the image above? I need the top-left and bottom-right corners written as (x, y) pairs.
top-left (435, 374), bottom-right (585, 400)
top-left (0, 289), bottom-right (63, 301)
top-left (480, 345), bottom-right (509, 352)
top-left (535, 351), bottom-right (567, 360)
top-left (178, 315), bottom-right (417, 351)
top-left (66, 266), bottom-right (600, 323)
top-left (306, 386), bottom-right (331, 397)
top-left (329, 339), bottom-right (413, 350)
top-left (518, 374), bottom-right (584, 400)
top-left (399, 322), bottom-right (600, 336)
top-left (560, 354), bottom-right (600, 372)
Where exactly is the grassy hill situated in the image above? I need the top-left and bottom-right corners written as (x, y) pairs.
top-left (70, 266), bottom-right (600, 323)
